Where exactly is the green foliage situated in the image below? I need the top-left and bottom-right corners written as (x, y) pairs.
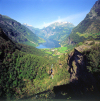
top-left (78, 42), bottom-right (83, 45)
top-left (70, 32), bottom-right (86, 44)
top-left (45, 51), bottom-right (52, 54)
top-left (0, 49), bottom-right (52, 98)
top-left (76, 42), bottom-right (83, 47)
top-left (57, 47), bottom-right (68, 53)
top-left (86, 44), bottom-right (100, 73)
top-left (54, 64), bottom-right (70, 84)
top-left (52, 54), bottom-right (56, 56)
top-left (16, 43), bottom-right (50, 57)
top-left (60, 53), bottom-right (66, 61)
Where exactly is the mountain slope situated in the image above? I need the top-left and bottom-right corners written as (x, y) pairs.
top-left (0, 14), bottom-right (45, 47)
top-left (23, 23), bottom-right (45, 39)
top-left (63, 0), bottom-right (100, 45)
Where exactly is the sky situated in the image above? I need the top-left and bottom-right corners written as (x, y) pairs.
top-left (0, 0), bottom-right (97, 29)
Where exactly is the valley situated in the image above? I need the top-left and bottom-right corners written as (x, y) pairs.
top-left (40, 46), bottom-right (70, 59)
top-left (1, 0), bottom-right (100, 100)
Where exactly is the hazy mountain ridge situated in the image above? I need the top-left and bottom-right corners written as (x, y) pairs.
top-left (24, 22), bottom-right (75, 43)
top-left (0, 14), bottom-right (45, 47)
top-left (43, 22), bottom-right (74, 41)
top-left (63, 0), bottom-right (100, 45)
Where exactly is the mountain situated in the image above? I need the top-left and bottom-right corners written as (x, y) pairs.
top-left (24, 22), bottom-right (75, 42)
top-left (42, 22), bottom-right (75, 41)
top-left (63, 0), bottom-right (100, 46)
top-left (0, 14), bottom-right (45, 47)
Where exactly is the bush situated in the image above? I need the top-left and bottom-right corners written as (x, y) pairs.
top-left (76, 42), bottom-right (83, 47)
top-left (87, 44), bottom-right (100, 73)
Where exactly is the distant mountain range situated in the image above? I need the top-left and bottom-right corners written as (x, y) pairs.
top-left (62, 0), bottom-right (100, 46)
top-left (1, 0), bottom-right (100, 48)
top-left (23, 22), bottom-right (75, 42)
top-left (0, 14), bottom-right (45, 47)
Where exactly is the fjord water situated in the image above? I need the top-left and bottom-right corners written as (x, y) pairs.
top-left (36, 39), bottom-right (61, 49)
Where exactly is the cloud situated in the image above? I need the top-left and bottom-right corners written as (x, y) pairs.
top-left (59, 11), bottom-right (89, 23)
top-left (40, 11), bottom-right (89, 28)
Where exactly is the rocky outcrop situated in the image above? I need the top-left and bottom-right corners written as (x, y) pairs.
top-left (68, 48), bottom-right (96, 90)
top-left (89, 0), bottom-right (100, 18)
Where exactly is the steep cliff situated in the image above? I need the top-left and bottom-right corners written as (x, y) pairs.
top-left (68, 49), bottom-right (94, 83)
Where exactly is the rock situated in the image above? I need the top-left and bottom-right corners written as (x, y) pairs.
top-left (68, 48), bottom-right (96, 89)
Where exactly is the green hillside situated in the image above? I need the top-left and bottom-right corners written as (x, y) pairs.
top-left (0, 14), bottom-right (45, 47)
top-left (0, 27), bottom-right (55, 99)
